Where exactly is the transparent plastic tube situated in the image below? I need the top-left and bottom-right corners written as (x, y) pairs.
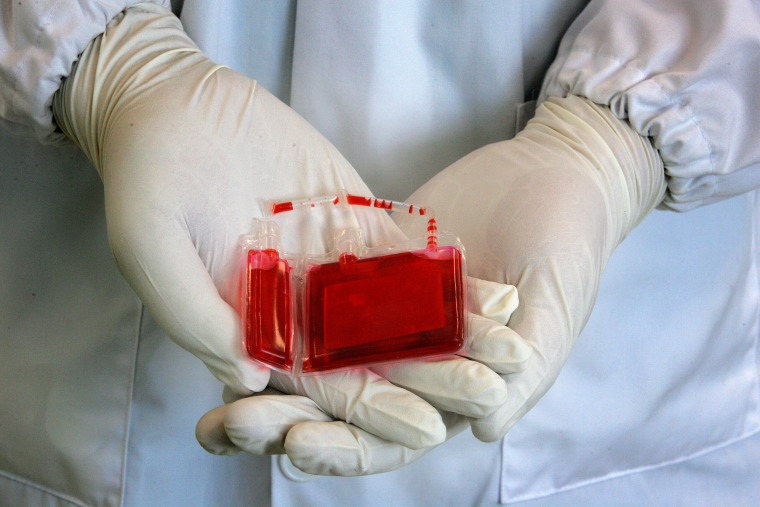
top-left (272, 191), bottom-right (439, 248)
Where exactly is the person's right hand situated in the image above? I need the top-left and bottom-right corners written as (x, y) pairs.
top-left (54, 4), bottom-right (520, 455)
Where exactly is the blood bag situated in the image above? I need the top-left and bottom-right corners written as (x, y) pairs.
top-left (241, 192), bottom-right (467, 375)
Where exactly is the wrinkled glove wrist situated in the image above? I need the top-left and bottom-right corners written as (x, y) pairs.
top-left (528, 95), bottom-right (666, 259)
top-left (54, 4), bottom-right (204, 172)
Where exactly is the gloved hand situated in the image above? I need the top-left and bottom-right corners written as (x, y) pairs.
top-left (394, 95), bottom-right (667, 440)
top-left (196, 94), bottom-right (667, 475)
top-left (53, 4), bottom-right (522, 452)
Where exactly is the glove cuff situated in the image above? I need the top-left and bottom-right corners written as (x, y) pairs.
top-left (525, 95), bottom-right (667, 256)
top-left (52, 4), bottom-right (215, 173)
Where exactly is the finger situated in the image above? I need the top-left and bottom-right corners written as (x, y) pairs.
top-left (269, 369), bottom-right (446, 450)
top-left (222, 385), bottom-right (285, 404)
top-left (285, 413), bottom-right (470, 476)
top-left (467, 276), bottom-right (518, 324)
top-left (463, 313), bottom-right (533, 374)
top-left (371, 357), bottom-right (507, 418)
top-left (195, 393), bottom-right (333, 456)
top-left (285, 422), bottom-right (419, 476)
top-left (464, 276), bottom-right (531, 373)
top-left (223, 395), bottom-right (333, 455)
top-left (470, 349), bottom-right (551, 442)
top-left (470, 262), bottom-right (578, 442)
top-left (107, 211), bottom-right (269, 394)
top-left (196, 404), bottom-right (241, 456)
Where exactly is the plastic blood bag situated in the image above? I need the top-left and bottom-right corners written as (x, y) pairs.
top-left (241, 192), bottom-right (467, 375)
top-left (244, 248), bottom-right (293, 370)
top-left (301, 245), bottom-right (464, 373)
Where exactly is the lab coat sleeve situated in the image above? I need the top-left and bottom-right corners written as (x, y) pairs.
top-left (541, 0), bottom-right (760, 211)
top-left (0, 0), bottom-right (170, 144)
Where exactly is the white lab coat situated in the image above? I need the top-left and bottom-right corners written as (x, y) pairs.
top-left (1, 1), bottom-right (759, 506)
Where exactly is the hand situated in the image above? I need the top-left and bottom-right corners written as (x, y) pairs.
top-left (394, 95), bottom-right (667, 440)
top-left (54, 4), bottom-right (519, 452)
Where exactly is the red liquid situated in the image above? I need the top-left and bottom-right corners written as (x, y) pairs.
top-left (244, 249), bottom-right (294, 371)
top-left (271, 201), bottom-right (294, 214)
top-left (301, 246), bottom-right (465, 373)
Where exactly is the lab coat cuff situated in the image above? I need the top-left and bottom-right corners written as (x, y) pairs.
top-left (0, 0), bottom-right (170, 145)
top-left (539, 47), bottom-right (725, 211)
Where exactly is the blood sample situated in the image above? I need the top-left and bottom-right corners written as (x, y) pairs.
top-left (242, 192), bottom-right (467, 374)
top-left (244, 248), bottom-right (294, 370)
top-left (301, 246), bottom-right (464, 373)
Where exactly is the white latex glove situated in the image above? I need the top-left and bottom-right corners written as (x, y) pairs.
top-left (53, 4), bottom-right (521, 451)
